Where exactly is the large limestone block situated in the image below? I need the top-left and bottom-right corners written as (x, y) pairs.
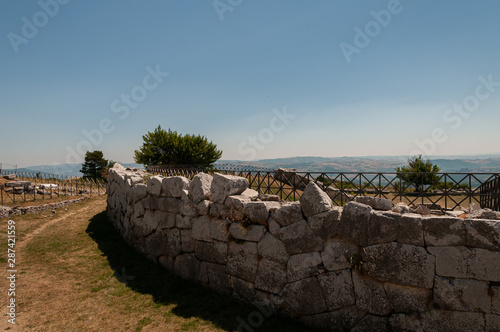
top-left (354, 196), bottom-right (394, 211)
top-left (175, 215), bottom-right (193, 229)
top-left (299, 182), bottom-right (333, 217)
top-left (146, 175), bottom-right (163, 196)
top-left (398, 213), bottom-right (424, 246)
top-left (224, 195), bottom-right (250, 220)
top-left (280, 219), bottom-right (323, 254)
top-left (492, 287), bottom-right (500, 315)
top-left (166, 228), bottom-right (182, 257)
top-left (337, 202), bottom-right (372, 246)
top-left (384, 282), bottom-right (431, 313)
top-left (180, 229), bottom-right (195, 252)
top-left (286, 252), bottom-right (323, 283)
top-left (188, 173), bottom-right (213, 203)
top-left (466, 219), bottom-right (500, 250)
top-left (283, 277), bottom-right (328, 316)
top-left (231, 276), bottom-right (256, 304)
top-left (434, 276), bottom-right (491, 313)
top-left (229, 223), bottom-right (265, 242)
top-left (270, 202), bottom-right (304, 227)
top-left (352, 271), bottom-right (391, 315)
top-left (389, 313), bottom-right (423, 332)
top-left (129, 184), bottom-right (147, 204)
top-left (351, 315), bottom-right (390, 332)
top-left (135, 209), bottom-right (159, 237)
top-left (211, 173), bottom-right (249, 204)
top-left (317, 270), bottom-right (355, 310)
top-left (157, 211), bottom-right (176, 229)
top-left (467, 248), bottom-right (500, 282)
top-left (144, 230), bottom-right (168, 257)
top-left (307, 207), bottom-right (342, 241)
top-left (162, 176), bottom-right (190, 198)
top-left (321, 238), bottom-right (359, 272)
top-left (366, 211), bottom-right (400, 245)
top-left (422, 216), bottom-right (466, 246)
top-left (428, 246), bottom-right (469, 278)
top-left (243, 201), bottom-right (281, 225)
top-left (362, 242), bottom-right (435, 288)
top-left (212, 241), bottom-right (228, 264)
top-left (192, 216), bottom-right (211, 242)
top-left (254, 259), bottom-right (287, 294)
top-left (174, 253), bottom-right (200, 280)
top-left (210, 217), bottom-right (229, 242)
top-left (226, 241), bottom-right (259, 282)
top-left (421, 310), bottom-right (485, 332)
top-left (486, 314), bottom-right (500, 332)
top-left (257, 233), bottom-right (289, 265)
top-left (194, 241), bottom-right (216, 263)
top-left (206, 263), bottom-right (231, 291)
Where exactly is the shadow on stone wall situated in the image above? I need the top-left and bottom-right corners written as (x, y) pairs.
top-left (85, 210), bottom-right (318, 332)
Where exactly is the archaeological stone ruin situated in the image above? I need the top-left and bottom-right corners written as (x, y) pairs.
top-left (106, 163), bottom-right (500, 331)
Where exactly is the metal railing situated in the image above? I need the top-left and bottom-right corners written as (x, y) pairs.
top-left (479, 177), bottom-right (500, 211)
top-left (147, 164), bottom-right (500, 211)
top-left (0, 171), bottom-right (107, 205)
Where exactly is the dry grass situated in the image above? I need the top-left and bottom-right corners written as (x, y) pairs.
top-left (0, 197), bottom-right (316, 331)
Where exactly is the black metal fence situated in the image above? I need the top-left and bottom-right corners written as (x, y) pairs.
top-left (0, 171), bottom-right (107, 205)
top-left (147, 164), bottom-right (500, 211)
top-left (479, 177), bottom-right (500, 211)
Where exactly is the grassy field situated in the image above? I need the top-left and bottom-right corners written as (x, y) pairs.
top-left (0, 196), bottom-right (316, 331)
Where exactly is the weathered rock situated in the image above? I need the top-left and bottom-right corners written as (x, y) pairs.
top-left (210, 217), bottom-right (229, 242)
top-left (211, 173), bottom-right (249, 204)
top-left (415, 204), bottom-right (431, 216)
top-left (157, 211), bottom-right (176, 229)
top-left (206, 263), bottom-right (231, 291)
top-left (398, 213), bottom-right (424, 246)
top-left (229, 223), bottom-right (265, 242)
top-left (466, 219), bottom-right (500, 250)
top-left (286, 252), bottom-right (323, 282)
top-left (231, 276), bottom-right (256, 304)
top-left (226, 241), bottom-right (259, 282)
top-left (307, 207), bottom-right (342, 241)
top-left (352, 272), bottom-right (391, 315)
top-left (389, 313), bottom-right (423, 332)
top-left (384, 282), bottom-right (431, 313)
top-left (146, 175), bottom-right (163, 196)
top-left (162, 176), bottom-right (190, 198)
top-left (166, 228), bottom-right (182, 257)
top-left (212, 241), bottom-right (228, 264)
top-left (299, 182), bottom-right (333, 217)
top-left (467, 248), bottom-right (500, 282)
top-left (329, 306), bottom-right (367, 331)
top-left (257, 233), bottom-right (289, 265)
top-left (240, 188), bottom-right (259, 200)
top-left (283, 277), bottom-right (328, 315)
top-left (136, 209), bottom-right (159, 236)
top-left (351, 315), bottom-right (389, 332)
top-left (392, 202), bottom-right (412, 214)
top-left (224, 195), bottom-right (250, 220)
top-left (337, 202), bottom-right (372, 247)
top-left (466, 209), bottom-right (500, 220)
top-left (144, 230), bottom-right (168, 257)
top-left (321, 238), bottom-right (359, 272)
top-left (317, 270), bottom-right (355, 310)
top-left (192, 216), bottom-right (211, 242)
top-left (173, 253), bottom-right (200, 280)
top-left (254, 259), bottom-right (287, 294)
top-left (243, 201), bottom-right (281, 225)
top-left (175, 214), bottom-right (192, 229)
top-left (188, 173), bottom-right (213, 203)
top-left (421, 310), bottom-right (485, 332)
top-left (366, 211), bottom-right (400, 245)
top-left (259, 194), bottom-right (280, 202)
top-left (196, 200), bottom-right (211, 215)
top-left (271, 202), bottom-right (303, 227)
top-left (3, 174), bottom-right (16, 180)
top-left (434, 276), bottom-right (490, 313)
top-left (159, 255), bottom-right (174, 272)
top-left (362, 242), bottom-right (435, 288)
top-left (492, 287), bottom-right (500, 315)
top-left (194, 241), bottom-right (216, 263)
top-left (422, 216), bottom-right (466, 246)
top-left (268, 217), bottom-right (282, 238)
top-left (180, 229), bottom-right (195, 252)
top-left (428, 246), bottom-right (469, 278)
top-left (354, 196), bottom-right (393, 211)
top-left (486, 314), bottom-right (500, 332)
top-left (280, 220), bottom-right (323, 255)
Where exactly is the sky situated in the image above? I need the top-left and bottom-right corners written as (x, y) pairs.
top-left (1, 0), bottom-right (500, 168)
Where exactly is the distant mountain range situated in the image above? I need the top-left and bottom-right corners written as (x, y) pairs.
top-left (2, 155), bottom-right (500, 177)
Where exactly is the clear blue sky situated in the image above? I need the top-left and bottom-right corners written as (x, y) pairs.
top-left (1, 0), bottom-right (500, 167)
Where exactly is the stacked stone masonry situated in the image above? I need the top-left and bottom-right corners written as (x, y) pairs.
top-left (107, 164), bottom-right (500, 332)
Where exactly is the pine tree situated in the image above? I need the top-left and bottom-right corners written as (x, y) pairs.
top-left (80, 151), bottom-right (108, 181)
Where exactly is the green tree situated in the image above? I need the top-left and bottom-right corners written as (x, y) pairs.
top-left (80, 151), bottom-right (108, 181)
top-left (395, 155), bottom-right (441, 191)
top-left (134, 125), bottom-right (222, 168)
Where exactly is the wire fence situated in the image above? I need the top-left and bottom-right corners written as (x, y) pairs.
top-left (0, 171), bottom-right (107, 205)
top-left (147, 164), bottom-right (500, 211)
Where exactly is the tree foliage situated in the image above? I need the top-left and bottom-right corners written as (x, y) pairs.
top-left (80, 150), bottom-right (109, 181)
top-left (134, 125), bottom-right (222, 168)
top-left (395, 155), bottom-right (441, 191)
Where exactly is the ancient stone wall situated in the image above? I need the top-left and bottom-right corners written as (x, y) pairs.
top-left (106, 164), bottom-right (500, 331)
